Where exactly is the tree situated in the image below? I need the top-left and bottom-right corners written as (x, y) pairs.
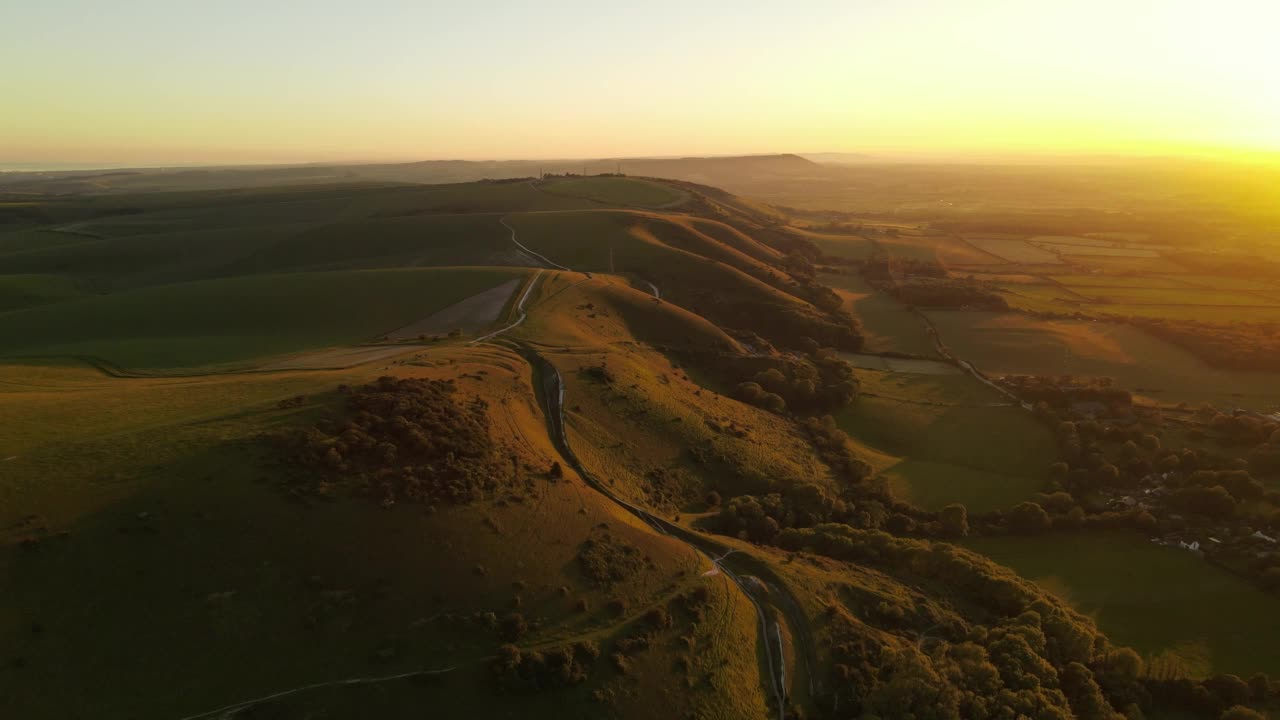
top-left (500, 612), bottom-right (528, 642)
top-left (1009, 502), bottom-right (1051, 534)
top-left (1169, 485), bottom-right (1236, 519)
top-left (1205, 674), bottom-right (1252, 707)
top-left (939, 504), bottom-right (969, 537)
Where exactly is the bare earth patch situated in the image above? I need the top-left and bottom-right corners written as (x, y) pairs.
top-left (387, 278), bottom-right (521, 340)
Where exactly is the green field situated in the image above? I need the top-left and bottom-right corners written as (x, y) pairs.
top-left (0, 267), bottom-right (526, 370)
top-left (927, 310), bottom-right (1280, 408)
top-left (789, 229), bottom-right (879, 260)
top-left (834, 370), bottom-right (1056, 511)
top-left (818, 272), bottom-right (939, 356)
top-left (1069, 285), bottom-right (1273, 306)
top-left (963, 531), bottom-right (1280, 677)
top-left (0, 274), bottom-right (88, 311)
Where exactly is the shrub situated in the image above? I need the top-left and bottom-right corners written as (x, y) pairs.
top-left (1009, 502), bottom-right (1052, 534)
top-left (939, 504), bottom-right (969, 537)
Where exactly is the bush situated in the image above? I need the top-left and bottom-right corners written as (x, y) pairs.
top-left (939, 504), bottom-right (969, 537)
top-left (1008, 502), bottom-right (1052, 534)
top-left (500, 613), bottom-right (528, 642)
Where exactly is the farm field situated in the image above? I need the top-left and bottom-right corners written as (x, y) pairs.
top-left (927, 310), bottom-right (1280, 408)
top-left (967, 237), bottom-right (1063, 264)
top-left (837, 352), bottom-right (958, 375)
top-left (1066, 285), bottom-right (1273, 306)
top-left (0, 273), bottom-right (88, 311)
top-left (1036, 241), bottom-right (1160, 258)
top-left (832, 369), bottom-right (1055, 512)
top-left (0, 267), bottom-right (528, 370)
top-left (1051, 274), bottom-right (1201, 289)
top-left (786, 228), bottom-right (878, 260)
top-left (818, 272), bottom-right (939, 356)
top-left (963, 531), bottom-right (1280, 677)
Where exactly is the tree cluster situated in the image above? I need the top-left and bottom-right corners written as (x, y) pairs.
top-left (273, 376), bottom-right (504, 505)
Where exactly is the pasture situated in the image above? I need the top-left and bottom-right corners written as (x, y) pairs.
top-left (833, 369), bottom-right (1055, 512)
top-left (963, 531), bottom-right (1280, 677)
top-left (0, 267), bottom-right (528, 370)
top-left (967, 237), bottom-right (1063, 264)
top-left (927, 310), bottom-right (1280, 409)
top-left (0, 274), bottom-right (87, 311)
top-left (788, 229), bottom-right (878, 260)
top-left (818, 272), bottom-right (939, 356)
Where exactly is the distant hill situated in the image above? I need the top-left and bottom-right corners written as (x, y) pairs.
top-left (0, 154), bottom-right (826, 196)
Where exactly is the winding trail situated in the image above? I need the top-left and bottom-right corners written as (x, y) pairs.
top-left (499, 217), bottom-right (572, 272)
top-left (514, 345), bottom-right (803, 719)
top-left (470, 270), bottom-right (544, 344)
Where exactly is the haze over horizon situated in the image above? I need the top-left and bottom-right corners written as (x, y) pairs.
top-left (4, 0), bottom-right (1279, 167)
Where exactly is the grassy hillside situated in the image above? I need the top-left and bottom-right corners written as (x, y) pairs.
top-left (819, 271), bottom-right (938, 356)
top-left (0, 274), bottom-right (88, 312)
top-left (0, 267), bottom-right (527, 370)
top-left (0, 345), bottom-right (769, 720)
top-left (507, 211), bottom-right (858, 349)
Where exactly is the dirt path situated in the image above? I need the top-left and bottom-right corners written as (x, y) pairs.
top-left (387, 277), bottom-right (522, 340)
top-left (514, 344), bottom-right (808, 719)
top-left (499, 216), bottom-right (572, 272)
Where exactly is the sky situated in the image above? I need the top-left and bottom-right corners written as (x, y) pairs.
top-left (3, 0), bottom-right (1279, 166)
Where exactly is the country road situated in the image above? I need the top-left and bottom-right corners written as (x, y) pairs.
top-left (512, 344), bottom-right (812, 719)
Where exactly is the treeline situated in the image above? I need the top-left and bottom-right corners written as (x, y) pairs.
top-left (862, 257), bottom-right (1009, 310)
top-left (731, 342), bottom-right (861, 413)
top-left (1002, 375), bottom-right (1134, 410)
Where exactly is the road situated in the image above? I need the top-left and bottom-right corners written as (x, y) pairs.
top-left (513, 344), bottom-right (811, 719)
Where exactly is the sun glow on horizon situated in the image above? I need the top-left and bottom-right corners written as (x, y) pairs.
top-left (3, 0), bottom-right (1279, 165)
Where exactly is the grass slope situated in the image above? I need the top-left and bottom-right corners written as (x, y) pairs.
top-left (0, 267), bottom-right (528, 369)
top-left (1, 345), bottom-right (767, 719)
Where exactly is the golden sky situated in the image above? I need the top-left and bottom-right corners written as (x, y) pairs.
top-left (3, 0), bottom-right (1278, 165)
